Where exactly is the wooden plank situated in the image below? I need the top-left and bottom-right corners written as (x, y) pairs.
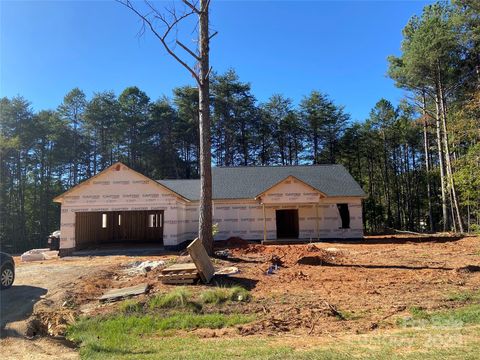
top-left (162, 278), bottom-right (195, 284)
top-left (162, 263), bottom-right (197, 273)
top-left (99, 283), bottom-right (148, 302)
top-left (160, 273), bottom-right (199, 280)
top-left (187, 238), bottom-right (215, 283)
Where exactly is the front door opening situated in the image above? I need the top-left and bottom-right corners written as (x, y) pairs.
top-left (276, 209), bottom-right (299, 239)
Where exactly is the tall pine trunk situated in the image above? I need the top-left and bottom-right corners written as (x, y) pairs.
top-left (198, 0), bottom-right (213, 254)
top-left (434, 93), bottom-right (449, 231)
top-left (422, 93), bottom-right (434, 232)
top-left (437, 70), bottom-right (464, 233)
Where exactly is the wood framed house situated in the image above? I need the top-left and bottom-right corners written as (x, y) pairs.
top-left (54, 162), bottom-right (366, 254)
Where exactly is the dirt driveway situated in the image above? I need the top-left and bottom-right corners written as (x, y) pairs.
top-left (0, 255), bottom-right (140, 359)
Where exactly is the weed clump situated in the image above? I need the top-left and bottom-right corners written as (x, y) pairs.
top-left (149, 287), bottom-right (192, 309)
top-left (201, 286), bottom-right (251, 304)
top-left (119, 299), bottom-right (143, 314)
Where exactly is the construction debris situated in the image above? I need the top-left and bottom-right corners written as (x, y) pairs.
top-left (214, 249), bottom-right (231, 258)
top-left (123, 260), bottom-right (165, 275)
top-left (99, 283), bottom-right (149, 302)
top-left (187, 238), bottom-right (215, 283)
top-left (21, 248), bottom-right (59, 262)
top-left (214, 266), bottom-right (239, 276)
top-left (159, 263), bottom-right (199, 284)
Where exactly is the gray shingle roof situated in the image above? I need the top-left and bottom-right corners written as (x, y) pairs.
top-left (157, 164), bottom-right (365, 201)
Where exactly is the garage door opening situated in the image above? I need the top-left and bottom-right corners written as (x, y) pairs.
top-left (75, 210), bottom-right (164, 249)
top-left (276, 209), bottom-right (299, 239)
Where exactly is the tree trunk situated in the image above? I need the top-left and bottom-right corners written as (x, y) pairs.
top-left (437, 73), bottom-right (464, 233)
top-left (198, 0), bottom-right (213, 254)
top-left (422, 93), bottom-right (434, 232)
top-left (434, 92), bottom-right (449, 231)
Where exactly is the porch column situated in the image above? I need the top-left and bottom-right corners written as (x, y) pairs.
top-left (262, 202), bottom-right (267, 244)
top-left (316, 203), bottom-right (320, 241)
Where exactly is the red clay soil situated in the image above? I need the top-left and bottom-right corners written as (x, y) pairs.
top-left (51, 235), bottom-right (480, 337)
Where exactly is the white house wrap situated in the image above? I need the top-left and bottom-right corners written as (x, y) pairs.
top-left (54, 162), bottom-right (366, 254)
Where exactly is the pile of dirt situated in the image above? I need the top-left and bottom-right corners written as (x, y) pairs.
top-left (215, 237), bottom-right (251, 249)
top-left (230, 243), bottom-right (344, 267)
top-left (74, 270), bottom-right (117, 304)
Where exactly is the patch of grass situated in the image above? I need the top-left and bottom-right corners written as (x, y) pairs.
top-left (399, 304), bottom-right (480, 328)
top-left (119, 299), bottom-right (143, 314)
top-left (68, 317), bottom-right (480, 359)
top-left (68, 312), bottom-right (254, 351)
top-left (148, 287), bottom-right (192, 309)
top-left (336, 309), bottom-right (364, 320)
top-left (445, 289), bottom-right (480, 302)
top-left (200, 286), bottom-right (251, 304)
top-left (229, 286), bottom-right (251, 302)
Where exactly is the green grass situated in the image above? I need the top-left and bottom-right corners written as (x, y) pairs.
top-left (68, 312), bottom-right (254, 342)
top-left (148, 287), bottom-right (192, 309)
top-left (119, 299), bottom-right (143, 314)
top-left (69, 295), bottom-right (480, 359)
top-left (399, 304), bottom-right (480, 328)
top-left (336, 309), bottom-right (364, 321)
top-left (445, 289), bottom-right (480, 302)
top-left (200, 286), bottom-right (251, 304)
top-left (68, 319), bottom-right (480, 359)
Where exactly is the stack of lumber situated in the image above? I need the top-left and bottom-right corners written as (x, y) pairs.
top-left (159, 263), bottom-right (200, 284)
top-left (159, 238), bottom-right (216, 285)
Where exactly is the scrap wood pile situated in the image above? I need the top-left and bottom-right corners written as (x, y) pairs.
top-left (160, 238), bottom-right (215, 285)
top-left (159, 263), bottom-right (199, 284)
top-left (27, 308), bottom-right (77, 338)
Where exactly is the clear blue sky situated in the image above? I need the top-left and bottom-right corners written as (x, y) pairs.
top-left (1, 0), bottom-right (432, 122)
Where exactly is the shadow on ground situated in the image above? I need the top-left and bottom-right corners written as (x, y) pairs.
top-left (348, 235), bottom-right (465, 245)
top-left (297, 256), bottom-right (455, 271)
top-left (0, 285), bottom-right (47, 338)
top-left (210, 275), bottom-right (259, 291)
top-left (70, 244), bottom-right (174, 257)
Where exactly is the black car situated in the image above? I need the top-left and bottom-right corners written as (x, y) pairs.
top-left (0, 252), bottom-right (15, 289)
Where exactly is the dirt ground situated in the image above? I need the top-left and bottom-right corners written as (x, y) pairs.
top-left (0, 254), bottom-right (166, 359)
top-left (1, 234), bottom-right (479, 358)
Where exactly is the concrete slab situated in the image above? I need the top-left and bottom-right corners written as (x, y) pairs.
top-left (72, 245), bottom-right (165, 257)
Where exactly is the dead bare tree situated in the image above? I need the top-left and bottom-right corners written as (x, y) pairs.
top-left (117, 0), bottom-right (215, 253)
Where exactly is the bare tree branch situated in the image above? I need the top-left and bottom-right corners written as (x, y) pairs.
top-left (182, 0), bottom-right (200, 14)
top-left (176, 40), bottom-right (200, 61)
top-left (209, 30), bottom-right (218, 40)
top-left (116, 0), bottom-right (200, 84)
top-left (205, 66), bottom-right (213, 81)
top-left (405, 94), bottom-right (436, 119)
